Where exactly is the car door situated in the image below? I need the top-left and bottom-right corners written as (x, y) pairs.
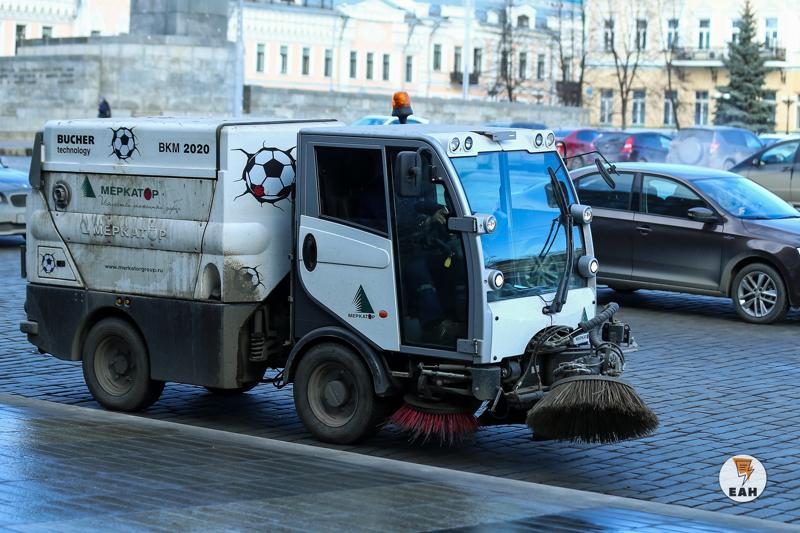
top-left (632, 174), bottom-right (724, 290)
top-left (791, 143), bottom-right (800, 206)
top-left (744, 140), bottom-right (799, 203)
top-left (573, 171), bottom-right (636, 281)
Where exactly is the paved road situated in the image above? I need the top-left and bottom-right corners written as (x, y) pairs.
top-left (1, 236), bottom-right (799, 525)
top-left (5, 395), bottom-right (792, 533)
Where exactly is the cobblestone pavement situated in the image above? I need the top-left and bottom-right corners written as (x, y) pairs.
top-left (1, 237), bottom-right (799, 525)
top-left (4, 395), bottom-right (791, 533)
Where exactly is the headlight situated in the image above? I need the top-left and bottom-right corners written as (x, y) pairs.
top-left (577, 256), bottom-right (599, 278)
top-left (570, 204), bottom-right (593, 224)
top-left (535, 133), bottom-right (543, 147)
top-left (484, 216), bottom-right (497, 233)
top-left (450, 137), bottom-right (460, 151)
top-left (488, 270), bottom-right (505, 290)
top-left (464, 136), bottom-right (473, 150)
top-left (546, 132), bottom-right (555, 146)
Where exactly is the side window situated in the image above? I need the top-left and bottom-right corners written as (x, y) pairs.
top-left (659, 135), bottom-right (672, 150)
top-left (642, 175), bottom-right (705, 218)
top-left (316, 146), bottom-right (388, 233)
top-left (575, 172), bottom-right (634, 210)
top-left (576, 130), bottom-right (598, 142)
top-left (760, 141), bottom-right (799, 165)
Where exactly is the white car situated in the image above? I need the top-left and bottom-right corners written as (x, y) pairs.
top-left (351, 115), bottom-right (429, 126)
top-left (0, 157), bottom-right (29, 237)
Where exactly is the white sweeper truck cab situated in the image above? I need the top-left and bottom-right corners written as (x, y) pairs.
top-left (20, 96), bottom-right (657, 445)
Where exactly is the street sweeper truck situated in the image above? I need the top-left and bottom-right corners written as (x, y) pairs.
top-left (20, 96), bottom-right (657, 445)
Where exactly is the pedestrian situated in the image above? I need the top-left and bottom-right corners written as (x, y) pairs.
top-left (98, 97), bottom-right (111, 118)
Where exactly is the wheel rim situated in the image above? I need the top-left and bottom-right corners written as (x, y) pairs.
top-left (93, 335), bottom-right (136, 396)
top-left (307, 362), bottom-right (358, 428)
top-left (738, 271), bottom-right (778, 318)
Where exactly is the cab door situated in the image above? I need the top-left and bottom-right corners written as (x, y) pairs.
top-left (296, 141), bottom-right (400, 350)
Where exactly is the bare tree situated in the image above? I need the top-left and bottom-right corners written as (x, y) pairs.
top-left (658, 0), bottom-right (687, 129)
top-left (554, 1), bottom-right (588, 106)
top-left (602, 1), bottom-right (644, 129)
top-left (488, 0), bottom-right (532, 102)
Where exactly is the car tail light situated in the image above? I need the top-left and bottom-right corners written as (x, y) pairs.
top-left (621, 136), bottom-right (634, 154)
top-left (709, 141), bottom-right (720, 154)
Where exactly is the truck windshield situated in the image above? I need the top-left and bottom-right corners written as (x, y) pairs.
top-left (452, 150), bottom-right (584, 302)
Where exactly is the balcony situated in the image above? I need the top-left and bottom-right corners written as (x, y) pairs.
top-left (763, 46), bottom-right (786, 61)
top-left (450, 71), bottom-right (480, 85)
top-left (673, 47), bottom-right (727, 61)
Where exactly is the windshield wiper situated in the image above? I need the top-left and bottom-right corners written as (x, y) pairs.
top-left (543, 165), bottom-right (573, 315)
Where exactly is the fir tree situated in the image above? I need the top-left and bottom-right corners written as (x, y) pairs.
top-left (713, 1), bottom-right (774, 133)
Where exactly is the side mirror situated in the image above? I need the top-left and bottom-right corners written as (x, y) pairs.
top-left (594, 158), bottom-right (617, 189)
top-left (752, 158), bottom-right (761, 166)
top-left (395, 151), bottom-right (422, 197)
top-left (687, 206), bottom-right (718, 223)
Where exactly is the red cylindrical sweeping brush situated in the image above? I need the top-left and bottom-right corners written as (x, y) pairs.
top-left (389, 395), bottom-right (479, 446)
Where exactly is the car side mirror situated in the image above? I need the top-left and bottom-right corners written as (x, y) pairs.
top-left (395, 151), bottom-right (422, 197)
top-left (687, 206), bottom-right (718, 223)
top-left (752, 158), bottom-right (761, 166)
top-left (594, 158), bottom-right (617, 189)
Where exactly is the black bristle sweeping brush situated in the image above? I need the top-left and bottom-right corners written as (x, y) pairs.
top-left (526, 375), bottom-right (658, 444)
top-left (390, 395), bottom-right (479, 446)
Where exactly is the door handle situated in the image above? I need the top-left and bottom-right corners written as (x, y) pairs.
top-left (636, 225), bottom-right (652, 235)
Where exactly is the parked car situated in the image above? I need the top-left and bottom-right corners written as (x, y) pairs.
top-left (351, 115), bottom-right (429, 126)
top-left (572, 162), bottom-right (800, 324)
top-left (595, 131), bottom-right (672, 163)
top-left (556, 128), bottom-right (605, 168)
top-left (730, 138), bottom-right (800, 207)
top-left (666, 126), bottom-right (762, 169)
top-left (759, 133), bottom-right (799, 147)
top-left (0, 157), bottom-right (29, 238)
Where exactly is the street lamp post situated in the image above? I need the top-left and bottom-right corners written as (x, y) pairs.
top-left (782, 96), bottom-right (794, 135)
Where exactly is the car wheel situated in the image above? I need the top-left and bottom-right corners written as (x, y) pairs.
top-left (723, 159), bottom-right (735, 170)
top-left (82, 318), bottom-right (165, 411)
top-left (293, 343), bottom-right (392, 444)
top-left (732, 263), bottom-right (789, 324)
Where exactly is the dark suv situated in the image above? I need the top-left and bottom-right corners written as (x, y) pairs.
top-left (666, 126), bottom-right (762, 169)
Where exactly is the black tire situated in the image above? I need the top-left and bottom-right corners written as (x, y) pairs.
top-left (731, 263), bottom-right (789, 324)
top-left (204, 380), bottom-right (260, 395)
top-left (82, 317), bottom-right (164, 411)
top-left (293, 343), bottom-right (390, 444)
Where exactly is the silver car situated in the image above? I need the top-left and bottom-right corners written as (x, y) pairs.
top-left (0, 157), bottom-right (29, 237)
top-left (666, 126), bottom-right (763, 170)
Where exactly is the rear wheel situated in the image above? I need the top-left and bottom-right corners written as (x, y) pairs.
top-left (294, 343), bottom-right (391, 444)
top-left (732, 263), bottom-right (788, 324)
top-left (82, 318), bottom-right (164, 411)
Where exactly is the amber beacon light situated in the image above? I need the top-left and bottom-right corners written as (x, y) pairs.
top-left (392, 91), bottom-right (413, 124)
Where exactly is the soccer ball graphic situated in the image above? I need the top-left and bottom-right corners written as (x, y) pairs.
top-left (234, 146), bottom-right (295, 207)
top-left (41, 253), bottom-right (55, 274)
top-left (110, 127), bottom-right (138, 160)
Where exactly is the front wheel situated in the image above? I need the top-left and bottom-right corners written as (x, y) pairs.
top-left (732, 263), bottom-right (789, 324)
top-left (293, 343), bottom-right (391, 444)
top-left (82, 318), bottom-right (164, 411)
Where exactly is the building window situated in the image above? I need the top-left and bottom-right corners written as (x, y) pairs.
top-left (366, 52), bottom-right (374, 80)
top-left (316, 147), bottom-right (388, 234)
top-left (519, 52), bottom-right (527, 80)
top-left (90, 30), bottom-right (101, 37)
top-left (517, 15), bottom-right (529, 28)
top-left (763, 91), bottom-right (776, 125)
top-left (667, 19), bottom-right (679, 49)
top-left (698, 19), bottom-right (710, 50)
top-left (632, 90), bottom-right (646, 125)
top-left (382, 54), bottom-right (390, 81)
top-left (473, 48), bottom-right (482, 74)
top-left (256, 44), bottom-right (265, 73)
top-left (663, 90), bottom-right (676, 126)
top-left (405, 55), bottom-right (413, 83)
top-left (302, 47), bottom-right (310, 76)
top-left (636, 19), bottom-right (647, 50)
top-left (42, 26), bottom-right (52, 39)
top-left (280, 45), bottom-right (288, 74)
top-left (600, 89), bottom-right (614, 124)
top-left (603, 19), bottom-right (614, 52)
top-left (731, 18), bottom-right (741, 44)
top-left (433, 44), bottom-right (441, 71)
top-left (324, 49), bottom-right (332, 77)
top-left (765, 18), bottom-right (778, 50)
top-left (15, 24), bottom-right (26, 53)
top-left (695, 91), bottom-right (709, 125)
top-left (350, 51), bottom-right (357, 78)
top-left (536, 54), bottom-right (545, 80)
top-left (454, 46), bottom-right (462, 74)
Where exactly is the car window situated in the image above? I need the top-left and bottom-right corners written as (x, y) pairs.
top-left (642, 175), bottom-right (706, 218)
top-left (718, 129), bottom-right (761, 149)
top-left (658, 135), bottom-right (671, 150)
top-left (760, 141), bottom-right (799, 165)
top-left (316, 146), bottom-right (388, 233)
top-left (576, 130), bottom-right (599, 142)
top-left (575, 172), bottom-right (634, 211)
